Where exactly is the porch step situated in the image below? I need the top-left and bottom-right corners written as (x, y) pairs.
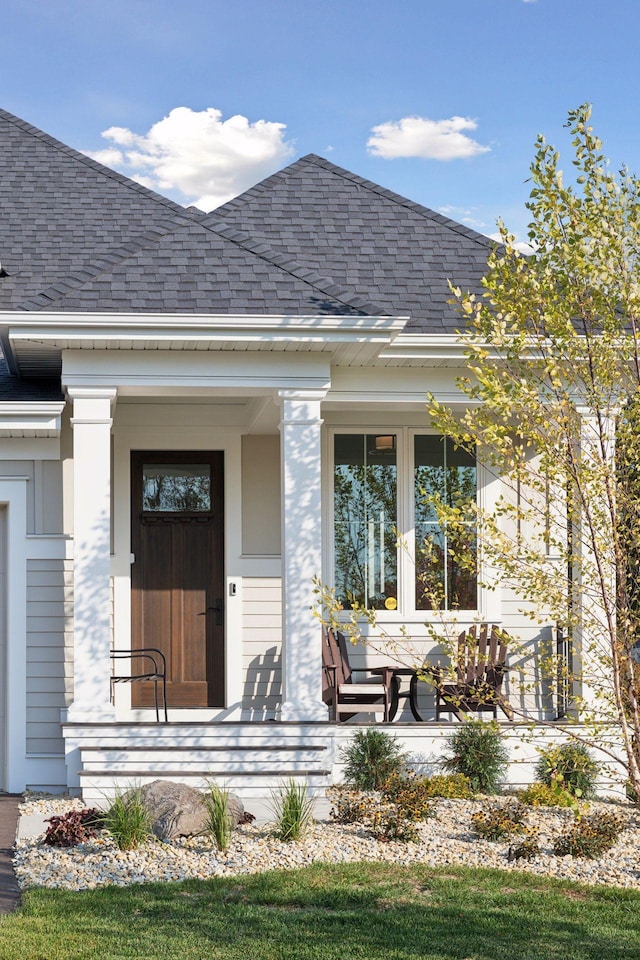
top-left (79, 769), bottom-right (331, 804)
top-left (67, 725), bottom-right (336, 804)
top-left (78, 745), bottom-right (329, 773)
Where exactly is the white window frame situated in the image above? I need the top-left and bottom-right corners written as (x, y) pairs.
top-left (325, 426), bottom-right (488, 622)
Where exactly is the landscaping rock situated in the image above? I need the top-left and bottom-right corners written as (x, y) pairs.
top-left (14, 795), bottom-right (640, 894)
top-left (133, 780), bottom-right (244, 840)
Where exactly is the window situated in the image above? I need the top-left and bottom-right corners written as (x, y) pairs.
top-left (414, 436), bottom-right (477, 610)
top-left (142, 463), bottom-right (211, 513)
top-left (333, 434), bottom-right (398, 610)
top-left (332, 432), bottom-right (477, 614)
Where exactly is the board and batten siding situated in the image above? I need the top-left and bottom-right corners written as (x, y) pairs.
top-left (26, 558), bottom-right (73, 755)
top-left (242, 577), bottom-right (282, 719)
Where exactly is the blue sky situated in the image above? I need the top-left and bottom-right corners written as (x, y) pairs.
top-left (3, 0), bottom-right (639, 242)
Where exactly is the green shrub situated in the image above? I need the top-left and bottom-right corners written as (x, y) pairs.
top-left (103, 787), bottom-right (153, 851)
top-left (381, 772), bottom-right (433, 821)
top-left (519, 781), bottom-right (578, 810)
top-left (203, 782), bottom-right (234, 852)
top-left (553, 811), bottom-right (626, 859)
top-left (471, 800), bottom-right (526, 841)
top-left (535, 742), bottom-right (599, 799)
top-left (442, 720), bottom-right (509, 794)
top-left (340, 729), bottom-right (406, 791)
top-left (422, 773), bottom-right (473, 799)
top-left (271, 780), bottom-right (314, 842)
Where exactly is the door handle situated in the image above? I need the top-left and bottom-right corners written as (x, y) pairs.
top-left (205, 600), bottom-right (224, 626)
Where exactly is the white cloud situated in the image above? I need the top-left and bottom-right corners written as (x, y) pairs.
top-left (439, 205), bottom-right (489, 231)
top-left (90, 147), bottom-right (125, 167)
top-left (367, 115), bottom-right (490, 161)
top-left (88, 106), bottom-right (295, 211)
top-left (488, 231), bottom-right (534, 255)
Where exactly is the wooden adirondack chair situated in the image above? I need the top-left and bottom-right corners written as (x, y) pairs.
top-left (322, 627), bottom-right (392, 722)
top-left (428, 623), bottom-right (514, 721)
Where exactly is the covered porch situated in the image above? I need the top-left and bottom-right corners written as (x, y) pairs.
top-left (2, 311), bottom-right (582, 798)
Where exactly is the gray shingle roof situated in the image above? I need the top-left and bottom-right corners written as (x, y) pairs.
top-left (0, 109), bottom-right (207, 314)
top-left (0, 109), bottom-right (494, 398)
top-left (22, 220), bottom-right (385, 316)
top-left (206, 154), bottom-right (494, 335)
top-left (0, 109), bottom-right (386, 318)
top-left (1, 109), bottom-right (492, 328)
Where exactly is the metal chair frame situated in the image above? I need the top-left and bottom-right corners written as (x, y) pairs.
top-left (110, 648), bottom-right (168, 722)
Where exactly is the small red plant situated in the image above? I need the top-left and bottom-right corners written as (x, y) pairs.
top-left (43, 808), bottom-right (103, 847)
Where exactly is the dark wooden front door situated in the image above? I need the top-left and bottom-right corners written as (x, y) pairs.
top-left (131, 451), bottom-right (225, 708)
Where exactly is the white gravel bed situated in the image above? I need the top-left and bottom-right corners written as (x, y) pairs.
top-left (13, 795), bottom-right (640, 893)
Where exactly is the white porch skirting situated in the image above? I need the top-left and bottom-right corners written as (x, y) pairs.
top-left (61, 721), bottom-right (627, 805)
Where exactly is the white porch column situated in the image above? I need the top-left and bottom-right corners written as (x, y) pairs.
top-left (66, 388), bottom-right (117, 721)
top-left (278, 389), bottom-right (329, 721)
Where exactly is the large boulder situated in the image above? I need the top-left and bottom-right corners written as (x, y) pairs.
top-left (133, 780), bottom-right (244, 841)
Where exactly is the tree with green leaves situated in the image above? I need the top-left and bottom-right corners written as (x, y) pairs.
top-left (316, 104), bottom-right (640, 798)
top-left (427, 103), bottom-right (640, 797)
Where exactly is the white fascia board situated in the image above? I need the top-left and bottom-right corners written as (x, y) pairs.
top-left (327, 365), bottom-right (476, 407)
top-left (0, 402), bottom-right (64, 437)
top-left (379, 332), bottom-right (551, 363)
top-left (7, 312), bottom-right (408, 347)
top-left (379, 333), bottom-right (468, 361)
top-left (62, 348), bottom-right (333, 393)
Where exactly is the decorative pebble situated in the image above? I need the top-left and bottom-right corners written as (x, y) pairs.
top-left (12, 795), bottom-right (640, 893)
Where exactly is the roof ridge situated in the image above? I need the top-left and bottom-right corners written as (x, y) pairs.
top-left (205, 155), bottom-right (319, 222)
top-left (201, 217), bottom-right (391, 317)
top-left (300, 154), bottom-right (496, 247)
top-left (209, 150), bottom-right (495, 247)
top-left (0, 108), bottom-right (205, 224)
top-left (17, 219), bottom-right (201, 311)
top-left (19, 210), bottom-right (390, 318)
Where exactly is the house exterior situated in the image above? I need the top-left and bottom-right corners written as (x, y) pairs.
top-left (0, 109), bottom-right (588, 801)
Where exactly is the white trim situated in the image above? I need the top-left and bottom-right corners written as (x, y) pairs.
top-left (62, 351), bottom-right (333, 394)
top-left (379, 333), bottom-right (470, 361)
top-left (0, 401), bottom-right (64, 438)
top-left (325, 426), bottom-right (486, 626)
top-left (111, 425), bottom-right (245, 721)
top-left (5, 310), bottom-right (407, 335)
top-left (478, 455), bottom-right (502, 623)
top-left (5, 313), bottom-right (409, 377)
top-left (0, 439), bottom-right (61, 460)
top-left (1, 477), bottom-right (29, 791)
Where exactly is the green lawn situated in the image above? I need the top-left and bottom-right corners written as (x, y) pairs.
top-left (2, 862), bottom-right (640, 960)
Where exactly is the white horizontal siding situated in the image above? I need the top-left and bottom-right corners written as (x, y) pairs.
top-left (26, 559), bottom-right (73, 755)
top-left (242, 577), bottom-right (282, 719)
top-left (500, 587), bottom-right (557, 720)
